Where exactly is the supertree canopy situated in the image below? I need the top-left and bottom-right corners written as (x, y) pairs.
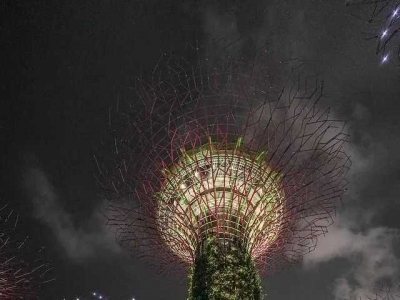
top-left (0, 204), bottom-right (53, 299)
top-left (97, 46), bottom-right (351, 299)
top-left (346, 0), bottom-right (400, 65)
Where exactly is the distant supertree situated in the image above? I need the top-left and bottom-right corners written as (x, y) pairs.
top-left (346, 0), bottom-right (400, 65)
top-left (97, 46), bottom-right (351, 299)
top-left (0, 204), bottom-right (53, 299)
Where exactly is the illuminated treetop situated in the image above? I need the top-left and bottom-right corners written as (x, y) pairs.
top-left (96, 45), bottom-right (351, 284)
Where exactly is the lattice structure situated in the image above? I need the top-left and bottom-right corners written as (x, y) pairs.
top-left (355, 284), bottom-right (400, 300)
top-left (347, 0), bottom-right (400, 65)
top-left (97, 46), bottom-right (351, 276)
top-left (156, 140), bottom-right (284, 265)
top-left (0, 204), bottom-right (53, 299)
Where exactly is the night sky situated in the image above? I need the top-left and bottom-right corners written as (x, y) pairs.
top-left (1, 0), bottom-right (400, 299)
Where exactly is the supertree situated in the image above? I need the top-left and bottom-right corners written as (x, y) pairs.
top-left (96, 45), bottom-right (351, 299)
top-left (0, 204), bottom-right (53, 299)
top-left (346, 0), bottom-right (400, 65)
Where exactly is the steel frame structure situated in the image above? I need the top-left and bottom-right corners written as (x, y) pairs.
top-left (356, 283), bottom-right (400, 300)
top-left (97, 46), bottom-right (351, 276)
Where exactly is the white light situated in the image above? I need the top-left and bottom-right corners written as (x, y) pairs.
top-left (93, 292), bottom-right (97, 296)
top-left (381, 54), bottom-right (389, 63)
top-left (381, 29), bottom-right (388, 38)
top-left (99, 296), bottom-right (103, 299)
top-left (393, 8), bottom-right (398, 16)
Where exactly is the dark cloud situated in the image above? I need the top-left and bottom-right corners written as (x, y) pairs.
top-left (2, 0), bottom-right (400, 299)
top-left (299, 97), bottom-right (400, 299)
top-left (23, 165), bottom-right (121, 262)
top-left (304, 215), bottom-right (400, 299)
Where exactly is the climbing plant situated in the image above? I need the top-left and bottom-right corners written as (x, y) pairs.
top-left (188, 235), bottom-right (263, 300)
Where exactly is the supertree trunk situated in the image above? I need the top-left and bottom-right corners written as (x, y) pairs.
top-left (188, 236), bottom-right (262, 300)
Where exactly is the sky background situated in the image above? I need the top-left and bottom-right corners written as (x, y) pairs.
top-left (1, 0), bottom-right (400, 299)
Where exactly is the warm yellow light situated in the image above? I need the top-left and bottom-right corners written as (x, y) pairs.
top-left (156, 140), bottom-right (285, 264)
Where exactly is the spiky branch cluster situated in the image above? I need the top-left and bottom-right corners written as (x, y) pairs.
top-left (96, 46), bottom-right (351, 276)
top-left (347, 0), bottom-right (400, 65)
top-left (0, 205), bottom-right (53, 299)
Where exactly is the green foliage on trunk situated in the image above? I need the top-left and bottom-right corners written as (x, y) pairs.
top-left (188, 236), bottom-right (263, 300)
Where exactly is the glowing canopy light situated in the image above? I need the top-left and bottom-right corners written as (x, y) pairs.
top-left (156, 140), bottom-right (284, 263)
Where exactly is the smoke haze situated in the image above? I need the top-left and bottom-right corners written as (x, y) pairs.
top-left (23, 165), bottom-right (120, 262)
